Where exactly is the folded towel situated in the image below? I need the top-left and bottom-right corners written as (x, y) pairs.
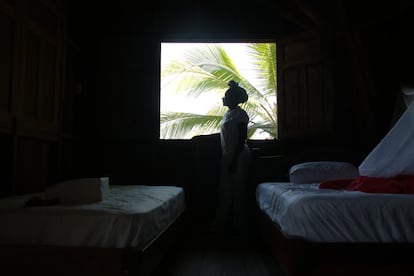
top-left (319, 175), bottom-right (414, 194)
top-left (45, 177), bottom-right (109, 205)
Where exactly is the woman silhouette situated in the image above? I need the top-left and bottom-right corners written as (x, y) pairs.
top-left (211, 80), bottom-right (251, 234)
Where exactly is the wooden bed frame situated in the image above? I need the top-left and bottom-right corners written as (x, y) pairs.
top-left (0, 210), bottom-right (186, 276)
top-left (256, 204), bottom-right (414, 276)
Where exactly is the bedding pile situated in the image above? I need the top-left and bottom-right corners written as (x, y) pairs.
top-left (358, 101), bottom-right (414, 178)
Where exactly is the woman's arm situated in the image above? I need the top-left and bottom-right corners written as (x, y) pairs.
top-left (228, 122), bottom-right (248, 173)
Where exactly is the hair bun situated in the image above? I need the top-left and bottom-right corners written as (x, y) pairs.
top-left (228, 80), bottom-right (238, 88)
top-left (226, 80), bottom-right (248, 104)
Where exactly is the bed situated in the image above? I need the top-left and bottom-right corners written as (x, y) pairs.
top-left (0, 178), bottom-right (186, 276)
top-left (255, 102), bottom-right (414, 276)
top-left (256, 179), bottom-right (414, 276)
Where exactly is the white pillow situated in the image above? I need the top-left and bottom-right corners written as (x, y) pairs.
top-left (289, 161), bottom-right (359, 184)
top-left (45, 177), bottom-right (109, 205)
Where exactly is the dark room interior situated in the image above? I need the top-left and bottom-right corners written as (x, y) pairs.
top-left (1, 0), bottom-right (414, 275)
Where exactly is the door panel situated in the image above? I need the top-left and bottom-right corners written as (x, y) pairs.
top-left (278, 30), bottom-right (333, 139)
top-left (0, 4), bottom-right (16, 131)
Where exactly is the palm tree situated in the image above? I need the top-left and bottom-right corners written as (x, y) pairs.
top-left (160, 43), bottom-right (277, 139)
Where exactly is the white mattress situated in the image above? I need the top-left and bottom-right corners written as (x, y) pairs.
top-left (0, 185), bottom-right (185, 250)
top-left (256, 182), bottom-right (414, 243)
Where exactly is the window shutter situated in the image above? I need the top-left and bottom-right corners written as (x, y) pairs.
top-left (277, 30), bottom-right (333, 139)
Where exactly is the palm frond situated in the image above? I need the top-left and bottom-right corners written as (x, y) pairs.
top-left (161, 42), bottom-right (278, 139)
top-left (160, 112), bottom-right (222, 139)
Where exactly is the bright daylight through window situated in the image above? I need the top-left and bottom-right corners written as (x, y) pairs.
top-left (160, 42), bottom-right (277, 140)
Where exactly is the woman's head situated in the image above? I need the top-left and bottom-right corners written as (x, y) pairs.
top-left (222, 80), bottom-right (248, 108)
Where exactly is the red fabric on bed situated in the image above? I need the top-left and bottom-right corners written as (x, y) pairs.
top-left (319, 175), bottom-right (414, 194)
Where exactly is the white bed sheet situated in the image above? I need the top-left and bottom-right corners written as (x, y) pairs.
top-left (0, 185), bottom-right (185, 250)
top-left (256, 182), bottom-right (414, 243)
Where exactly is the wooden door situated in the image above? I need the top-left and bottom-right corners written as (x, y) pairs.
top-left (0, 0), bottom-right (65, 195)
top-left (0, 0), bottom-right (18, 132)
top-left (17, 0), bottom-right (64, 139)
top-left (277, 30), bottom-right (334, 139)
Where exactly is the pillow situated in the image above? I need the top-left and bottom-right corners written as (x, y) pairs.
top-left (289, 161), bottom-right (359, 184)
top-left (45, 177), bottom-right (109, 205)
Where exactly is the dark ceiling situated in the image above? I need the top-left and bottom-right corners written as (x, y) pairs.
top-left (68, 0), bottom-right (414, 40)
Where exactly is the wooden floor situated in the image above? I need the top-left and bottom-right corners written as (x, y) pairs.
top-left (151, 226), bottom-right (284, 276)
